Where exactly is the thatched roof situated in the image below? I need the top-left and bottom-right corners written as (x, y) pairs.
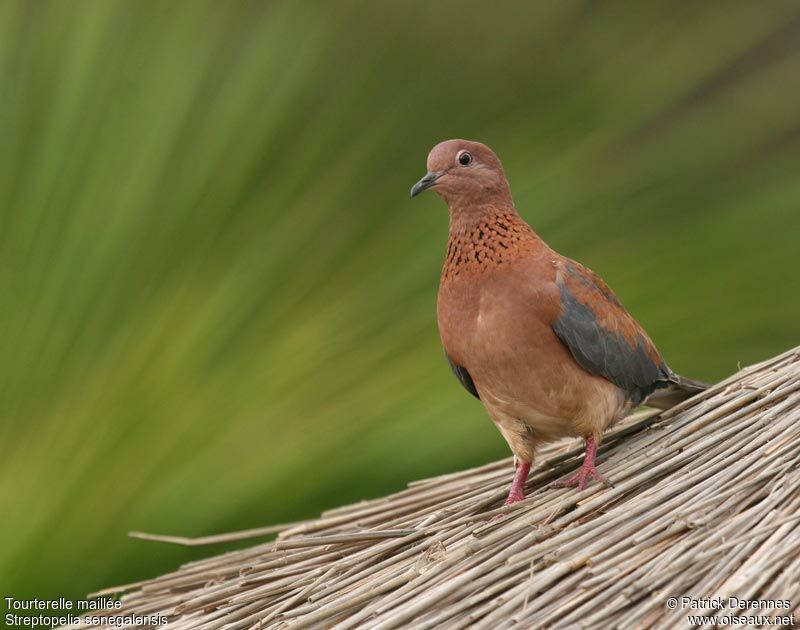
top-left (74, 347), bottom-right (800, 629)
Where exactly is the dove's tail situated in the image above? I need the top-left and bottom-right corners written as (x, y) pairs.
top-left (646, 374), bottom-right (709, 410)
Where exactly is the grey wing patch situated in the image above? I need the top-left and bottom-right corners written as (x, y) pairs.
top-left (445, 352), bottom-right (480, 400)
top-left (552, 281), bottom-right (668, 404)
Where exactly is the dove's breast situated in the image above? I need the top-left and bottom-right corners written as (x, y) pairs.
top-left (436, 222), bottom-right (628, 460)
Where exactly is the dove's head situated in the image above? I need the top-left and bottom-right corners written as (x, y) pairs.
top-left (410, 139), bottom-right (513, 210)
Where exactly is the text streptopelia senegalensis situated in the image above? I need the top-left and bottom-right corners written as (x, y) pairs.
top-left (411, 139), bottom-right (706, 506)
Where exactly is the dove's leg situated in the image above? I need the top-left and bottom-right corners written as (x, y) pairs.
top-left (504, 461), bottom-right (532, 505)
top-left (554, 436), bottom-right (609, 490)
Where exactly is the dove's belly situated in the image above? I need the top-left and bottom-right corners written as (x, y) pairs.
top-left (438, 265), bottom-right (628, 460)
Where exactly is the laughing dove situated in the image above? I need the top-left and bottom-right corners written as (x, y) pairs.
top-left (411, 139), bottom-right (706, 505)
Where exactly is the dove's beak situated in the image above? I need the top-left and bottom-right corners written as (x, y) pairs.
top-left (410, 171), bottom-right (442, 198)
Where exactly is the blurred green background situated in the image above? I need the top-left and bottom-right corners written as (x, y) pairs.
top-left (1, 0), bottom-right (799, 602)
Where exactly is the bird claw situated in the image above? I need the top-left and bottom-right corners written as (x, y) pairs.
top-left (503, 493), bottom-right (526, 506)
top-left (489, 493), bottom-right (526, 522)
top-left (553, 466), bottom-right (609, 490)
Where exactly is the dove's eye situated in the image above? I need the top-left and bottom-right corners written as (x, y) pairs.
top-left (457, 151), bottom-right (473, 166)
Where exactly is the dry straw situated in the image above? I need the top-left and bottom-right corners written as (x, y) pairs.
top-left (72, 347), bottom-right (800, 628)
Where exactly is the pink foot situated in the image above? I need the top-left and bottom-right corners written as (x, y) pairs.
top-left (553, 466), bottom-right (608, 490)
top-left (553, 436), bottom-right (611, 490)
top-left (504, 491), bottom-right (526, 506)
top-left (503, 461), bottom-right (531, 506)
